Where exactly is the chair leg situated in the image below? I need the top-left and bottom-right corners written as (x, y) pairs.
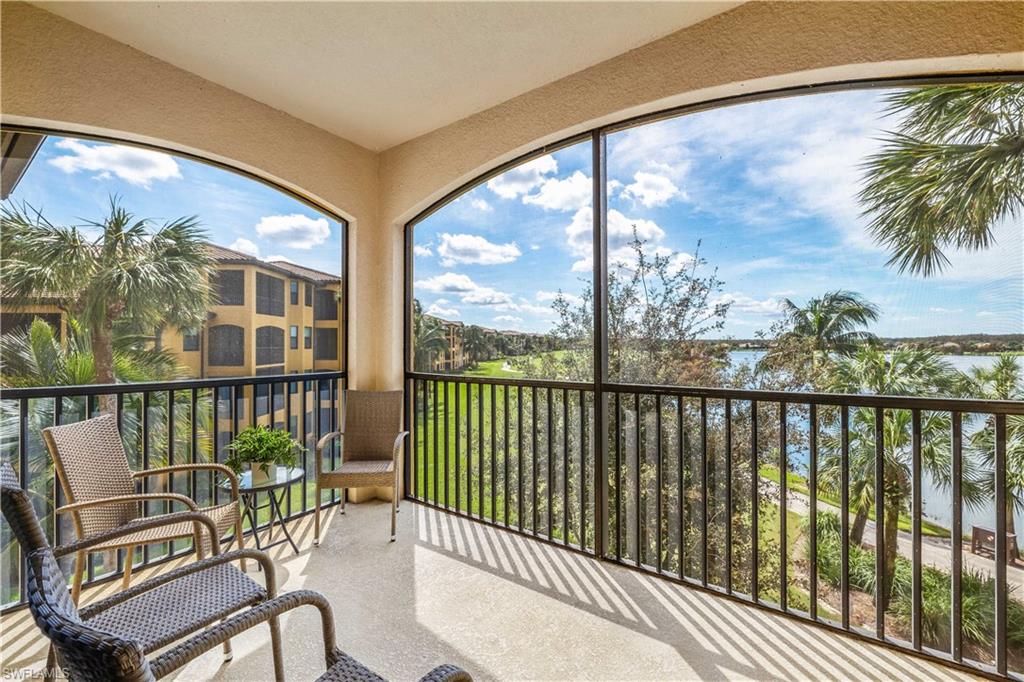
top-left (235, 512), bottom-right (247, 572)
top-left (269, 614), bottom-right (285, 682)
top-left (314, 485), bottom-right (321, 547)
top-left (121, 545), bottom-right (135, 590)
top-left (71, 551), bottom-right (85, 605)
top-left (340, 487), bottom-right (346, 514)
top-left (390, 486), bottom-right (397, 542)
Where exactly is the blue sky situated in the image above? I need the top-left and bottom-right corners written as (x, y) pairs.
top-left (6, 136), bottom-right (345, 277)
top-left (413, 87), bottom-right (1022, 338)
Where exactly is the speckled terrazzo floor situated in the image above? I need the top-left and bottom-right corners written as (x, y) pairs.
top-left (1, 502), bottom-right (974, 681)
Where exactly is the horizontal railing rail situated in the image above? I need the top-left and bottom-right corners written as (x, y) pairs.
top-left (0, 370), bottom-right (346, 612)
top-left (407, 371), bottom-right (1023, 680)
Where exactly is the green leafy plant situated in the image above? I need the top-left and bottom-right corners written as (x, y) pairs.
top-left (224, 425), bottom-right (303, 476)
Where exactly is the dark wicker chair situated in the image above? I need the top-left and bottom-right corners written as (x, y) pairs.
top-left (1, 462), bottom-right (470, 682)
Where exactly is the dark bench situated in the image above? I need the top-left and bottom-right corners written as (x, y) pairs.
top-left (971, 525), bottom-right (1020, 564)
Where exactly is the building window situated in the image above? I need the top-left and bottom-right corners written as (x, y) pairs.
top-left (305, 283), bottom-right (313, 307)
top-left (315, 327), bottom-right (338, 360)
top-left (208, 325), bottom-right (244, 366)
top-left (182, 329), bottom-right (200, 351)
top-left (255, 325), bottom-right (285, 365)
top-left (314, 288), bottom-right (338, 320)
top-left (290, 325), bottom-right (299, 349)
top-left (304, 326), bottom-right (312, 349)
top-left (213, 270), bottom-right (245, 306)
top-left (255, 272), bottom-right (285, 316)
top-left (255, 365), bottom-right (285, 376)
top-left (290, 280), bottom-right (299, 305)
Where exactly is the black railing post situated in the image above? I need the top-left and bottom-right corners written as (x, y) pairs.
top-left (591, 129), bottom-right (608, 561)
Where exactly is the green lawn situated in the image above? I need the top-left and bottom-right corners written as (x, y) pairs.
top-left (759, 464), bottom-right (951, 538)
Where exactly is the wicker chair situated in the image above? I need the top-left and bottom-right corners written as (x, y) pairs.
top-left (1, 462), bottom-right (471, 682)
top-left (314, 390), bottom-right (408, 544)
top-left (42, 414), bottom-right (245, 603)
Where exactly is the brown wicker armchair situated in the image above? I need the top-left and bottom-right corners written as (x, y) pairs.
top-left (42, 414), bottom-right (245, 603)
top-left (0, 462), bottom-right (471, 682)
top-left (314, 390), bottom-right (408, 544)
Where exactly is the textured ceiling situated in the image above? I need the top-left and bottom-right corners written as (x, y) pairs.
top-left (33, 1), bottom-right (740, 150)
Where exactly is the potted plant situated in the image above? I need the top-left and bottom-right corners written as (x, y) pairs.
top-left (225, 425), bottom-right (304, 485)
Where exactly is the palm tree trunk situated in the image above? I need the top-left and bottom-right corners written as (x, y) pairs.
top-left (878, 497), bottom-right (901, 613)
top-left (850, 506), bottom-right (869, 546)
top-left (91, 323), bottom-right (117, 414)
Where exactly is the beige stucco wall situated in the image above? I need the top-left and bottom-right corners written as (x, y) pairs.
top-left (2, 1), bottom-right (1022, 503)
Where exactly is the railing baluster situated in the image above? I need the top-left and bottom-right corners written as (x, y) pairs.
top-left (700, 396), bottom-right (707, 586)
top-left (517, 385), bottom-right (523, 531)
top-left (751, 399), bottom-right (759, 602)
top-left (492, 383), bottom-right (497, 522)
top-left (580, 389), bottom-right (587, 550)
top-left (167, 389), bottom-right (176, 553)
top-left (433, 378), bottom-right (439, 505)
top-left (994, 413), bottom-right (1007, 676)
top-left (18, 397), bottom-right (29, 602)
top-left (141, 390), bottom-right (151, 567)
top-left (725, 398), bottom-right (732, 595)
top-left (190, 388), bottom-right (199, 522)
top-left (634, 393), bottom-right (641, 568)
top-left (548, 388), bottom-right (554, 540)
top-left (532, 386), bottom-right (538, 535)
top-left (54, 396), bottom-right (64, 550)
top-left (874, 407), bottom-right (884, 638)
top-left (951, 409), bottom-right (963, 662)
top-left (780, 401), bottom-right (787, 611)
top-left (301, 380), bottom-right (308, 511)
top-left (808, 403), bottom-right (817, 618)
top-left (454, 381), bottom-right (461, 511)
top-left (840, 406), bottom-right (850, 628)
top-left (467, 383), bottom-right (473, 514)
top-left (615, 391), bottom-right (622, 561)
top-left (563, 388), bottom-right (569, 546)
top-left (479, 383), bottom-right (485, 520)
top-left (656, 394), bottom-right (663, 573)
top-left (504, 385), bottom-right (510, 526)
top-left (678, 396), bottom-right (685, 580)
top-left (445, 380), bottom-right (450, 509)
top-left (911, 408), bottom-right (922, 650)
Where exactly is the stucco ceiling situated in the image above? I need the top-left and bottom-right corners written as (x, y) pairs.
top-left (32, 1), bottom-right (740, 151)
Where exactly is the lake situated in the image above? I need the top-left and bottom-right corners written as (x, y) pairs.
top-left (727, 351), bottom-right (1018, 534)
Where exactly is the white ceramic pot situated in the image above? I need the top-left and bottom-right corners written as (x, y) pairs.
top-left (249, 462), bottom-right (277, 485)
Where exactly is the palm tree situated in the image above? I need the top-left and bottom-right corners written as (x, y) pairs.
top-left (818, 346), bottom-right (985, 611)
top-left (763, 290), bottom-right (879, 376)
top-left (1, 198), bottom-right (214, 392)
top-left (963, 354), bottom-right (1024, 557)
top-left (412, 300), bottom-right (448, 371)
top-left (860, 82), bottom-right (1024, 276)
top-left (463, 325), bottom-right (490, 366)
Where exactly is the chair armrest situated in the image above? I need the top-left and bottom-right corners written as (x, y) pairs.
top-left (418, 665), bottom-right (473, 682)
top-left (54, 509), bottom-right (221, 558)
top-left (79, 548), bottom-right (274, 620)
top-left (134, 463), bottom-right (240, 499)
top-left (57, 492), bottom-right (199, 514)
top-left (393, 431), bottom-right (410, 462)
top-left (316, 431), bottom-right (343, 475)
top-left (148, 589), bottom-right (337, 679)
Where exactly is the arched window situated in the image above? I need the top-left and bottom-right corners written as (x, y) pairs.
top-left (208, 324), bottom-right (244, 366)
top-left (255, 325), bottom-right (284, 365)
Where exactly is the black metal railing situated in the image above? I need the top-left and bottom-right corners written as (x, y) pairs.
top-left (0, 370), bottom-right (346, 611)
top-left (408, 372), bottom-right (1024, 680)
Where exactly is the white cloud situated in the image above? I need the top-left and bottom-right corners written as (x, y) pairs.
top-left (426, 303), bottom-right (459, 318)
top-left (928, 307), bottom-right (963, 314)
top-left (255, 214), bottom-right (330, 250)
top-left (523, 170), bottom-right (591, 212)
top-left (623, 172), bottom-right (680, 208)
top-left (486, 154), bottom-right (557, 199)
top-left (229, 238), bottom-right (260, 258)
top-left (413, 244), bottom-right (433, 257)
top-left (529, 244), bottom-right (541, 251)
top-left (437, 233), bottom-right (521, 266)
top-left (714, 292), bottom-right (785, 316)
top-left (977, 311), bottom-right (997, 318)
top-left (48, 138), bottom-right (181, 188)
top-left (536, 290), bottom-right (583, 306)
top-left (265, 254), bottom-right (294, 264)
top-left (415, 272), bottom-right (479, 294)
top-left (470, 198), bottom-right (493, 212)
top-left (494, 315), bottom-right (523, 324)
top-left (565, 207), bottom-right (667, 272)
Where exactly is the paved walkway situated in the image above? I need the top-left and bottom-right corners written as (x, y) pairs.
top-left (783, 487), bottom-right (1024, 591)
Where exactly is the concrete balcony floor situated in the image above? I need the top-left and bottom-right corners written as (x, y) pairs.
top-left (2, 502), bottom-right (971, 681)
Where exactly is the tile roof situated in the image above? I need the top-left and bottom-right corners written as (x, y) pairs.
top-left (205, 243), bottom-right (340, 285)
